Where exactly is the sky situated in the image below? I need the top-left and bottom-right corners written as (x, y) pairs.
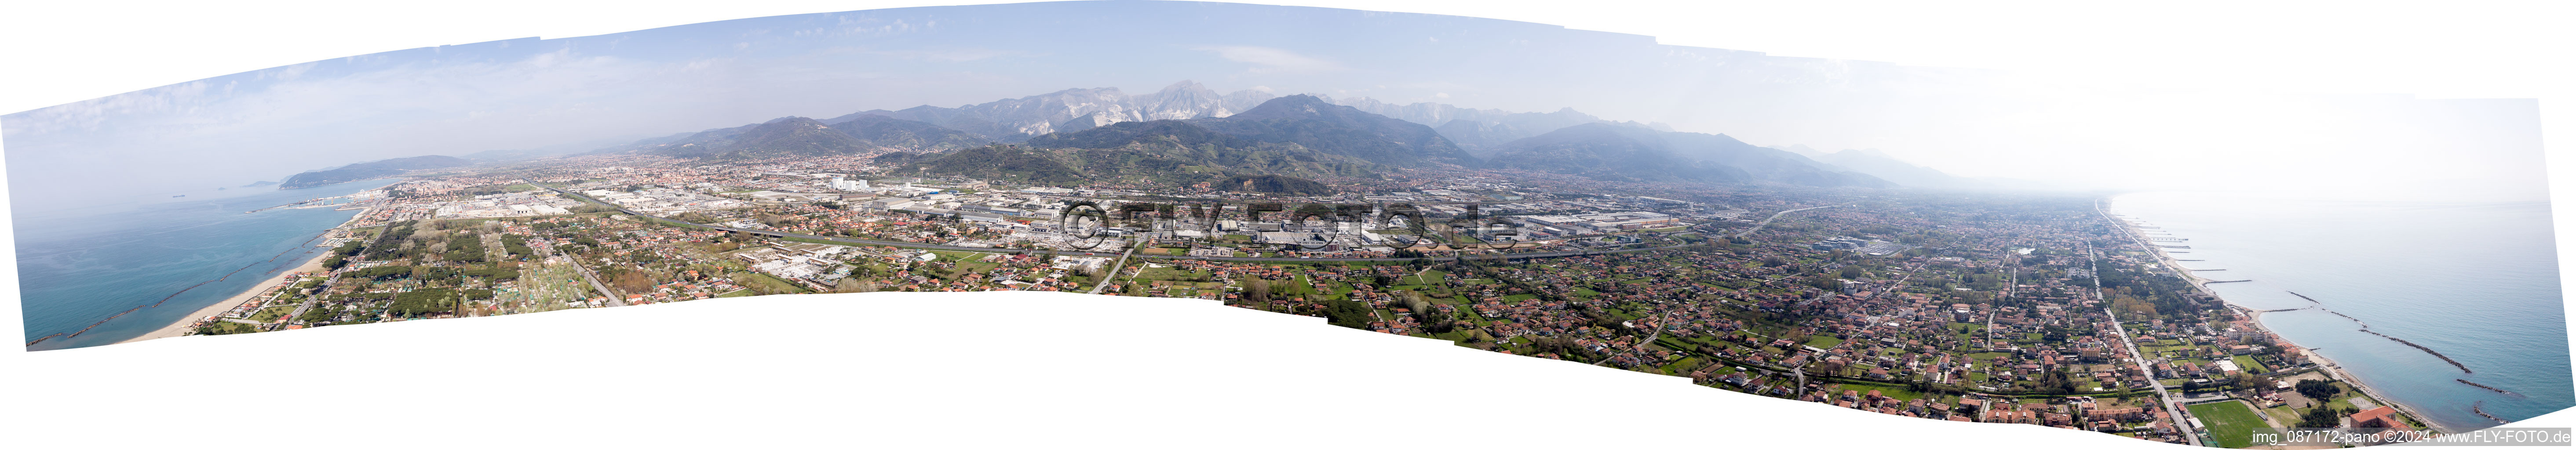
top-left (1, 0), bottom-right (2554, 213)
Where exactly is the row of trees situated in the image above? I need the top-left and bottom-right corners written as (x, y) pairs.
top-left (339, 264), bottom-right (519, 282)
top-left (2298, 406), bottom-right (2355, 428)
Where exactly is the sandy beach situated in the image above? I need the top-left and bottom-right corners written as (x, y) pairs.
top-left (114, 250), bottom-right (329, 345)
top-left (2106, 207), bottom-right (2455, 434)
top-left (109, 204), bottom-right (373, 346)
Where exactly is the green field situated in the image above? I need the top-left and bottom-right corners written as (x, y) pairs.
top-left (737, 272), bottom-right (813, 294)
top-left (2232, 355), bottom-right (2270, 374)
top-left (2186, 400), bottom-right (2268, 448)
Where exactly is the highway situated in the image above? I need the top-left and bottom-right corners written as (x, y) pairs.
top-left (1086, 243), bottom-right (1142, 294)
top-left (529, 181), bottom-right (1839, 263)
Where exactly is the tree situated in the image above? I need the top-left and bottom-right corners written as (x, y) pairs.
top-left (1245, 278), bottom-right (1271, 305)
top-left (387, 289), bottom-right (456, 317)
top-left (331, 240), bottom-right (365, 257)
top-left (2228, 373), bottom-right (2266, 395)
top-left (614, 271), bottom-right (656, 295)
top-left (1815, 360), bottom-right (1848, 377)
top-left (295, 304), bottom-right (339, 324)
top-left (2037, 368), bottom-right (2079, 395)
top-left (1399, 291), bottom-right (1454, 333)
top-left (343, 265), bottom-right (413, 280)
top-left (2296, 406), bottom-right (2350, 428)
top-left (1322, 299), bottom-right (1373, 329)
top-left (2294, 379), bottom-right (2342, 400)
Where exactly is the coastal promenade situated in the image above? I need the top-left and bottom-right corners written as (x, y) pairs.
top-left (2094, 199), bottom-right (2451, 434)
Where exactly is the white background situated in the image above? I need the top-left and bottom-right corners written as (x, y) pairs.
top-left (4, 1), bottom-right (2573, 448)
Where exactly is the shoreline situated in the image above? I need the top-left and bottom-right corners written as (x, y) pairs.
top-left (114, 203), bottom-right (373, 346)
top-left (2103, 200), bottom-right (2456, 434)
top-left (115, 250), bottom-right (329, 345)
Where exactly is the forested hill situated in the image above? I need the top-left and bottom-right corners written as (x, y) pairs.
top-left (280, 155), bottom-right (471, 189)
top-left (1216, 174), bottom-right (1333, 196)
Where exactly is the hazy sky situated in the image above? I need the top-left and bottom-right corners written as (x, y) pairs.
top-left (2, 1), bottom-right (2549, 212)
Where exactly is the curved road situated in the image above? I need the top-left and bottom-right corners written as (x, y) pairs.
top-left (1733, 205), bottom-right (1839, 239)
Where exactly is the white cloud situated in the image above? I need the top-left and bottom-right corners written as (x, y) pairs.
top-left (1194, 45), bottom-right (1343, 73)
top-left (264, 62), bottom-right (317, 81)
top-left (860, 47), bottom-right (1018, 62)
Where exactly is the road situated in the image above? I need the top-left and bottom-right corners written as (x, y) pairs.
top-left (1989, 265), bottom-right (2015, 348)
top-left (2005, 265), bottom-right (2017, 301)
top-left (267, 278), bottom-right (335, 330)
top-left (1792, 367), bottom-right (1807, 397)
top-left (530, 181), bottom-right (1830, 263)
top-left (1733, 205), bottom-right (1839, 239)
top-left (2087, 243), bottom-right (2201, 447)
top-left (1985, 310), bottom-right (1997, 349)
top-left (559, 251), bottom-right (627, 307)
top-left (1596, 313), bottom-right (1674, 367)
top-left (2103, 200), bottom-right (2450, 434)
top-left (1086, 242), bottom-right (1142, 295)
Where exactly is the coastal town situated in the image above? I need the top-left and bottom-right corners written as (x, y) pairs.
top-left (104, 147), bottom-right (2478, 448)
top-left (13, 3), bottom-right (2560, 448)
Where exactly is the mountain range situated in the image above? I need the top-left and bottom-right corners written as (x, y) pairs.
top-left (585, 80), bottom-right (1967, 192)
top-left (1321, 97), bottom-right (1673, 154)
top-left (824, 80), bottom-right (1276, 141)
top-left (1775, 145), bottom-right (1986, 189)
top-left (894, 95), bottom-right (1441, 187)
top-left (1484, 123), bottom-right (1890, 187)
top-left (601, 115), bottom-right (992, 160)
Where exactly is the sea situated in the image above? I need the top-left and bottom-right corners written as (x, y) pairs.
top-left (15, 179), bottom-right (398, 351)
top-left (2112, 191), bottom-right (2572, 431)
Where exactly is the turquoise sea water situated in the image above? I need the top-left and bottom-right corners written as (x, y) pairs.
top-left (2113, 191), bottom-right (2571, 431)
top-left (15, 180), bottom-right (397, 351)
